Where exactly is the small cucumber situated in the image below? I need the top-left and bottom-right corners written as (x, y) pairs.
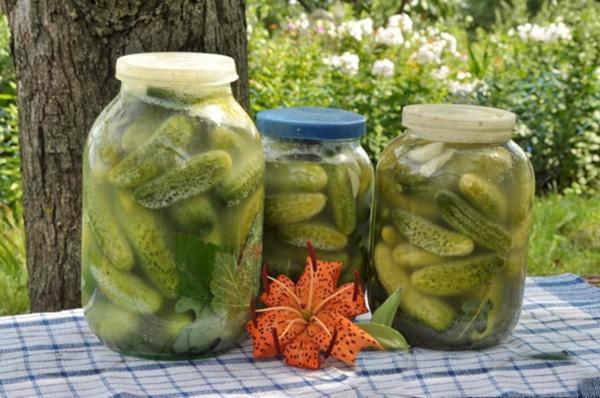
top-left (400, 288), bottom-right (457, 332)
top-left (84, 296), bottom-right (139, 349)
top-left (277, 223), bottom-right (347, 251)
top-left (219, 154), bottom-right (264, 207)
top-left (229, 188), bottom-right (264, 249)
top-left (373, 243), bottom-right (409, 294)
top-left (411, 254), bottom-right (504, 296)
top-left (108, 113), bottom-right (197, 188)
top-left (380, 225), bottom-right (404, 247)
top-left (392, 209), bottom-right (474, 256)
top-left (88, 248), bottom-right (163, 314)
top-left (134, 150), bottom-right (232, 209)
top-left (392, 243), bottom-right (445, 268)
top-left (169, 195), bottom-right (216, 236)
top-left (459, 173), bottom-right (508, 221)
top-left (207, 126), bottom-right (246, 153)
top-left (116, 191), bottom-right (179, 297)
top-left (436, 190), bottom-right (512, 253)
top-left (265, 161), bottom-right (328, 193)
top-left (511, 148), bottom-right (535, 227)
top-left (378, 174), bottom-right (438, 218)
top-left (326, 164), bottom-right (356, 234)
top-left (265, 193), bottom-right (327, 225)
top-left (120, 107), bottom-right (167, 153)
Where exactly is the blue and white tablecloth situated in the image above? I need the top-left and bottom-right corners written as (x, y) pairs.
top-left (1, 273), bottom-right (599, 397)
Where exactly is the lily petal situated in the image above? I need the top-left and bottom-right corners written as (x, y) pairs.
top-left (318, 281), bottom-right (368, 318)
top-left (296, 257), bottom-right (342, 307)
top-left (284, 329), bottom-right (321, 370)
top-left (246, 310), bottom-right (303, 358)
top-left (260, 274), bottom-right (299, 308)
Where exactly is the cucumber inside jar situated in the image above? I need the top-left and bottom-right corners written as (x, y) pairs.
top-left (82, 63), bottom-right (264, 358)
top-left (370, 132), bottom-right (533, 349)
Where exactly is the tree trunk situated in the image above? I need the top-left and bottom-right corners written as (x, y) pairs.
top-left (2, 0), bottom-right (248, 312)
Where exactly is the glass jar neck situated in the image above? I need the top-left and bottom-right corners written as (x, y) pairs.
top-left (120, 79), bottom-right (232, 101)
top-left (406, 127), bottom-right (511, 144)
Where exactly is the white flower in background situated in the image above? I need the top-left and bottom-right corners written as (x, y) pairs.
top-left (338, 18), bottom-right (373, 41)
top-left (413, 40), bottom-right (446, 64)
top-left (456, 71), bottom-right (471, 80)
top-left (431, 65), bottom-right (450, 80)
top-left (323, 52), bottom-right (360, 76)
top-left (440, 32), bottom-right (458, 54)
top-left (289, 0), bottom-right (297, 4)
top-left (515, 21), bottom-right (572, 42)
top-left (426, 26), bottom-right (440, 37)
top-left (372, 59), bottom-right (395, 78)
top-left (374, 26), bottom-right (404, 46)
top-left (388, 13), bottom-right (413, 32)
top-left (448, 80), bottom-right (477, 96)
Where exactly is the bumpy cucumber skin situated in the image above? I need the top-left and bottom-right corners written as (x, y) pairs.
top-left (169, 195), bottom-right (216, 235)
top-left (392, 209), bottom-right (474, 256)
top-left (392, 243), bottom-right (444, 268)
top-left (400, 288), bottom-right (457, 332)
top-left (265, 161), bottom-right (328, 192)
top-left (411, 254), bottom-right (504, 296)
top-left (327, 164), bottom-right (356, 235)
top-left (116, 191), bottom-right (179, 297)
top-left (134, 150), bottom-right (232, 209)
top-left (436, 190), bottom-right (512, 253)
top-left (277, 223), bottom-right (348, 251)
top-left (88, 248), bottom-right (163, 314)
top-left (459, 173), bottom-right (507, 221)
top-left (120, 107), bottom-right (167, 153)
top-left (373, 243), bottom-right (409, 294)
top-left (84, 296), bottom-right (140, 349)
top-left (207, 126), bottom-right (245, 153)
top-left (108, 113), bottom-right (197, 188)
top-left (231, 188), bottom-right (264, 249)
top-left (83, 178), bottom-right (134, 271)
top-left (265, 193), bottom-right (327, 225)
top-left (219, 155), bottom-right (265, 207)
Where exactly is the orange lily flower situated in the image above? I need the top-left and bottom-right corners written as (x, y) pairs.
top-left (246, 242), bottom-right (383, 369)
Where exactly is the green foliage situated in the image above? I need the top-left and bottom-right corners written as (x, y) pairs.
top-left (0, 15), bottom-right (20, 211)
top-left (0, 205), bottom-right (29, 315)
top-left (528, 193), bottom-right (600, 276)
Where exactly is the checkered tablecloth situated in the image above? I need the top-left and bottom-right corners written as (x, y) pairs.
top-left (1, 273), bottom-right (599, 397)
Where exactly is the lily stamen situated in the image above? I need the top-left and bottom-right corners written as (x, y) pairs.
top-left (267, 275), bottom-right (303, 307)
top-left (310, 315), bottom-right (332, 338)
top-left (313, 284), bottom-right (353, 315)
top-left (279, 318), bottom-right (307, 340)
top-left (256, 306), bottom-right (304, 318)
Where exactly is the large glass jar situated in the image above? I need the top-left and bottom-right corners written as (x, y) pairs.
top-left (369, 104), bottom-right (534, 350)
top-left (257, 107), bottom-right (373, 283)
top-left (81, 53), bottom-right (264, 359)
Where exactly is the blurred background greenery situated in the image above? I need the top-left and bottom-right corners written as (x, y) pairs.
top-left (0, 0), bottom-right (598, 314)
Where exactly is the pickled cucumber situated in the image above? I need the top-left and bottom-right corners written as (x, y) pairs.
top-left (400, 288), bottom-right (457, 332)
top-left (230, 189), bottom-right (264, 249)
top-left (120, 107), bottom-right (168, 153)
top-left (277, 223), bottom-right (348, 251)
top-left (327, 164), bottom-right (356, 234)
top-left (381, 225), bottom-right (404, 247)
top-left (169, 195), bottom-right (216, 235)
top-left (84, 296), bottom-right (139, 348)
top-left (379, 175), bottom-right (438, 218)
top-left (108, 113), bottom-right (197, 188)
top-left (459, 173), bottom-right (507, 221)
top-left (83, 179), bottom-right (134, 271)
top-left (116, 191), bottom-right (179, 297)
top-left (265, 193), bottom-right (327, 225)
top-left (373, 243), bottom-right (409, 294)
top-left (265, 161), bottom-right (328, 192)
top-left (207, 126), bottom-right (246, 153)
top-left (392, 243), bottom-right (445, 268)
top-left (392, 209), bottom-right (474, 256)
top-left (436, 190), bottom-right (512, 252)
top-left (88, 249), bottom-right (163, 314)
top-left (411, 254), bottom-right (504, 296)
top-left (219, 155), bottom-right (264, 207)
top-left (134, 150), bottom-right (232, 209)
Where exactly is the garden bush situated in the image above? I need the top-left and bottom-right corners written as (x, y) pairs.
top-left (247, 0), bottom-right (600, 194)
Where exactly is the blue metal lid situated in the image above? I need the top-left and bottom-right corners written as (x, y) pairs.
top-left (256, 107), bottom-right (366, 140)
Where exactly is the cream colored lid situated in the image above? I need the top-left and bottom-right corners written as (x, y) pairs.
top-left (116, 52), bottom-right (238, 86)
top-left (402, 104), bottom-right (516, 143)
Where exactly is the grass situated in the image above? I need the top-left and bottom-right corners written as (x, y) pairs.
top-left (0, 205), bottom-right (29, 315)
top-left (0, 194), bottom-right (597, 315)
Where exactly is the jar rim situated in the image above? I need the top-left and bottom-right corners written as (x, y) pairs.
top-left (402, 104), bottom-right (516, 143)
top-left (116, 52), bottom-right (238, 86)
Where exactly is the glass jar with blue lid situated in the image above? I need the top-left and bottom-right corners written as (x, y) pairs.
top-left (257, 107), bottom-right (373, 283)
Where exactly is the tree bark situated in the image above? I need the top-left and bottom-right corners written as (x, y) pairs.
top-left (2, 0), bottom-right (248, 312)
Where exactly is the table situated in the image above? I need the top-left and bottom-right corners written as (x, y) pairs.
top-left (1, 273), bottom-right (599, 397)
